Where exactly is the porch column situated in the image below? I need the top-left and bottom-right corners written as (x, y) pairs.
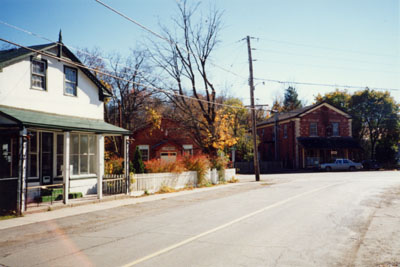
top-left (63, 132), bottom-right (70, 205)
top-left (96, 134), bottom-right (104, 200)
top-left (18, 127), bottom-right (28, 214)
top-left (123, 135), bottom-right (129, 194)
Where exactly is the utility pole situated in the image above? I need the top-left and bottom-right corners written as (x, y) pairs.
top-left (247, 36), bottom-right (260, 182)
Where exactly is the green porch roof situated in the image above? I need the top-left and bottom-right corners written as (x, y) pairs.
top-left (0, 106), bottom-right (130, 135)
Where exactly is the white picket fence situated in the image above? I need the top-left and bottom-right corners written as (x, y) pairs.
top-left (131, 168), bottom-right (236, 195)
top-left (132, 171), bottom-right (197, 194)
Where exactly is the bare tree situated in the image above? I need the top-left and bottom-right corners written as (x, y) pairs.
top-left (78, 47), bottom-right (160, 156)
top-left (150, 0), bottom-right (223, 157)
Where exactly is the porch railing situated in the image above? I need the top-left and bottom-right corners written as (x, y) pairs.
top-left (102, 174), bottom-right (127, 195)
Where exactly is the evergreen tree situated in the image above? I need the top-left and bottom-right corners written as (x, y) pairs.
top-left (132, 147), bottom-right (145, 173)
top-left (283, 86), bottom-right (302, 112)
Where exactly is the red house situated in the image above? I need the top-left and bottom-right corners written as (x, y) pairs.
top-left (257, 102), bottom-right (361, 169)
top-left (130, 118), bottom-right (201, 162)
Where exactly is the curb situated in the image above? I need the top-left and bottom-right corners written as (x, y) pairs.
top-left (0, 181), bottom-right (252, 230)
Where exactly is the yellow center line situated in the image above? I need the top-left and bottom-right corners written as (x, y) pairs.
top-left (121, 182), bottom-right (344, 267)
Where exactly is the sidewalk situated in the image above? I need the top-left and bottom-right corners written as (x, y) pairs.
top-left (0, 180), bottom-right (253, 230)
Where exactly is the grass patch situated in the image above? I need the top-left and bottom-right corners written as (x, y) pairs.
top-left (0, 214), bottom-right (20, 220)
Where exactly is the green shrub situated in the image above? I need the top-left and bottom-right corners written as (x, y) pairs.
top-left (132, 147), bottom-right (145, 173)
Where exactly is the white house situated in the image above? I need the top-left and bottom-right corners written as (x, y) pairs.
top-left (0, 37), bottom-right (130, 214)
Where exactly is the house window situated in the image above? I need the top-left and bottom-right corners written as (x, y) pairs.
top-left (31, 59), bottom-right (46, 90)
top-left (310, 123), bottom-right (318, 136)
top-left (70, 134), bottom-right (96, 175)
top-left (64, 66), bottom-right (78, 96)
top-left (28, 131), bottom-right (39, 178)
top-left (183, 144), bottom-right (193, 156)
top-left (56, 134), bottom-right (64, 176)
top-left (138, 145), bottom-right (149, 161)
top-left (332, 122), bottom-right (339, 136)
top-left (283, 125), bottom-right (288, 139)
top-left (0, 135), bottom-right (18, 178)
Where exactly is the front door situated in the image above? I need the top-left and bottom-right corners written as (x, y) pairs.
top-left (40, 132), bottom-right (53, 185)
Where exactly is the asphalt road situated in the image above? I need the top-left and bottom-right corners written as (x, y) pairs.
top-left (1, 171), bottom-right (399, 267)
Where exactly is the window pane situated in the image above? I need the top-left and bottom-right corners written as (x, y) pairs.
top-left (70, 155), bottom-right (79, 175)
top-left (42, 153), bottom-right (52, 176)
top-left (65, 82), bottom-right (76, 96)
top-left (70, 134), bottom-right (79, 154)
top-left (140, 149), bottom-right (149, 161)
top-left (42, 133), bottom-right (53, 153)
top-left (57, 134), bottom-right (64, 154)
top-left (29, 154), bottom-right (37, 177)
top-left (57, 155), bottom-right (63, 176)
top-left (80, 135), bottom-right (88, 154)
top-left (32, 75), bottom-right (45, 89)
top-left (332, 123), bottom-right (339, 136)
top-left (89, 135), bottom-right (96, 154)
top-left (0, 137), bottom-right (11, 178)
top-left (80, 155), bottom-right (88, 174)
top-left (11, 139), bottom-right (19, 177)
top-left (32, 60), bottom-right (45, 74)
top-left (65, 67), bottom-right (76, 82)
top-left (89, 155), bottom-right (96, 174)
top-left (29, 132), bottom-right (37, 153)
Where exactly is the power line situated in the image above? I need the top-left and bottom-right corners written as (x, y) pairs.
top-left (255, 47), bottom-right (399, 67)
top-left (0, 20), bottom-right (248, 99)
top-left (255, 59), bottom-right (400, 75)
top-left (94, 0), bottom-right (249, 79)
top-left (0, 37), bottom-right (252, 111)
top-left (93, 1), bottom-right (400, 93)
top-left (257, 37), bottom-right (397, 58)
top-left (253, 76), bottom-right (400, 91)
top-left (2, 18), bottom-right (399, 94)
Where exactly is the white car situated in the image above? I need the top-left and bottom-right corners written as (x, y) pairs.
top-left (320, 159), bottom-right (363, 171)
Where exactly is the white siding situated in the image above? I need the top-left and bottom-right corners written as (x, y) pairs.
top-left (0, 55), bottom-right (104, 119)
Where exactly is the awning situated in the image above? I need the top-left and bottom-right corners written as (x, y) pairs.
top-left (0, 106), bottom-right (131, 135)
top-left (297, 137), bottom-right (362, 149)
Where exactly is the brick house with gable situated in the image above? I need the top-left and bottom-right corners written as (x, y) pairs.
top-left (257, 102), bottom-right (362, 169)
top-left (130, 118), bottom-right (201, 162)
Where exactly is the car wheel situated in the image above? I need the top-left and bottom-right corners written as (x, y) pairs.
top-left (326, 166), bottom-right (332, 172)
top-left (349, 166), bottom-right (355, 171)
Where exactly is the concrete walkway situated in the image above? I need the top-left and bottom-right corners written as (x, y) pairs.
top-left (0, 180), bottom-right (253, 230)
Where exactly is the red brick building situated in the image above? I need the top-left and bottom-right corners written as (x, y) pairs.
top-left (130, 118), bottom-right (201, 162)
top-left (257, 102), bottom-right (361, 169)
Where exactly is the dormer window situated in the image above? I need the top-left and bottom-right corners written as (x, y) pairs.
top-left (64, 66), bottom-right (77, 96)
top-left (31, 59), bottom-right (46, 90)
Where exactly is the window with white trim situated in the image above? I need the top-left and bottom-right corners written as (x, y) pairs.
top-left (28, 131), bottom-right (39, 178)
top-left (31, 59), bottom-right (46, 90)
top-left (138, 145), bottom-right (149, 162)
top-left (64, 66), bottom-right (78, 96)
top-left (70, 134), bottom-right (97, 175)
top-left (183, 144), bottom-right (193, 156)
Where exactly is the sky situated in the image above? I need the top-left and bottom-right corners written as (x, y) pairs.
top-left (1, 0), bottom-right (399, 107)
